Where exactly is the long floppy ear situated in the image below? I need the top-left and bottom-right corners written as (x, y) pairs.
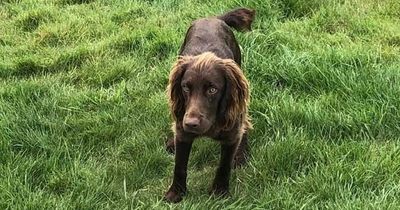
top-left (167, 56), bottom-right (190, 122)
top-left (219, 59), bottom-right (250, 130)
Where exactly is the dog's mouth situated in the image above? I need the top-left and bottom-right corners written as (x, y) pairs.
top-left (183, 126), bottom-right (203, 135)
top-left (182, 124), bottom-right (208, 135)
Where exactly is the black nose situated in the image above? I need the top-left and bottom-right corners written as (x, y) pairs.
top-left (184, 118), bottom-right (200, 129)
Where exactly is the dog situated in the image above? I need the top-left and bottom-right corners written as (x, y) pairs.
top-left (164, 8), bottom-right (255, 203)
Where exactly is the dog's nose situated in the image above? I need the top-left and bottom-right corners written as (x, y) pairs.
top-left (184, 118), bottom-right (200, 129)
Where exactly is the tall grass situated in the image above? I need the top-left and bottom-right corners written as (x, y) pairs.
top-left (1, 0), bottom-right (399, 209)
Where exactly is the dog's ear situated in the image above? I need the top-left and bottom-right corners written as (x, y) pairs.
top-left (167, 56), bottom-right (191, 121)
top-left (219, 59), bottom-right (249, 130)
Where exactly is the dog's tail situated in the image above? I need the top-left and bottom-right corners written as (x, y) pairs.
top-left (217, 8), bottom-right (256, 31)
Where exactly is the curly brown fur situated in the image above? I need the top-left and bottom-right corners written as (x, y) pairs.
top-left (164, 8), bottom-right (255, 203)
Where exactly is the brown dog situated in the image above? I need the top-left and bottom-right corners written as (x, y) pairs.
top-left (164, 8), bottom-right (255, 203)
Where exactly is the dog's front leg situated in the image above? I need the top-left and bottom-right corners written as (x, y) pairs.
top-left (164, 133), bottom-right (194, 203)
top-left (210, 139), bottom-right (239, 196)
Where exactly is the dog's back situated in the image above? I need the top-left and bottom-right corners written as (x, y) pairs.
top-left (179, 8), bottom-right (255, 66)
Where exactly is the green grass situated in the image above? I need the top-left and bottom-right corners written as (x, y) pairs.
top-left (1, 0), bottom-right (400, 209)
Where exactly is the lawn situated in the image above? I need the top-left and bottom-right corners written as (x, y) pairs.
top-left (1, 0), bottom-right (400, 209)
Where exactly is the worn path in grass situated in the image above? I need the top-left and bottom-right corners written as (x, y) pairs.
top-left (1, 0), bottom-right (400, 209)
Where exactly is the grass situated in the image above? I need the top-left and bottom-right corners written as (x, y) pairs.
top-left (1, 0), bottom-right (400, 209)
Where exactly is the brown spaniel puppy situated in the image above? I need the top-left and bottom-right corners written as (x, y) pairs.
top-left (164, 8), bottom-right (255, 203)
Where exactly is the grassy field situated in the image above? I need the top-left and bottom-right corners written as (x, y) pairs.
top-left (1, 0), bottom-right (400, 209)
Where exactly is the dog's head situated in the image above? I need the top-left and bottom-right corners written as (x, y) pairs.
top-left (168, 52), bottom-right (249, 135)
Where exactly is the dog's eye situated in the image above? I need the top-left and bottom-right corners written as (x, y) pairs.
top-left (182, 85), bottom-right (190, 92)
top-left (208, 87), bottom-right (218, 94)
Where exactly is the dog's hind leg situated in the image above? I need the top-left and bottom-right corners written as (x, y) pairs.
top-left (165, 137), bottom-right (175, 154)
top-left (233, 132), bottom-right (249, 168)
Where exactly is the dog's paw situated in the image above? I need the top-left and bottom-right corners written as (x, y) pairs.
top-left (209, 184), bottom-right (229, 198)
top-left (164, 189), bottom-right (184, 203)
top-left (165, 137), bottom-right (175, 154)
